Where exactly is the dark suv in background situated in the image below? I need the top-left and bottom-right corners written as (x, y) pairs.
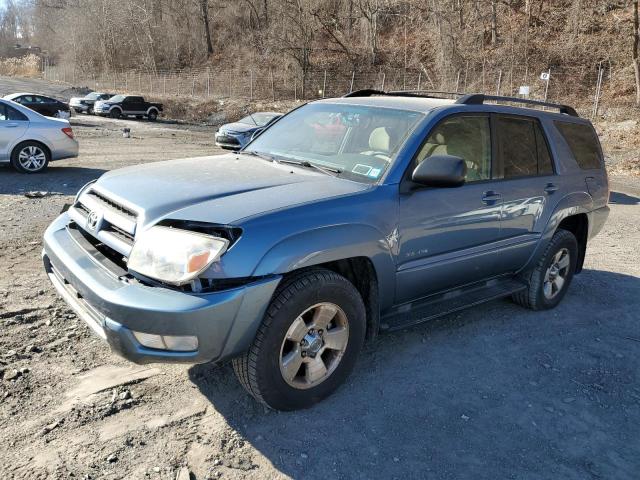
top-left (43, 91), bottom-right (609, 410)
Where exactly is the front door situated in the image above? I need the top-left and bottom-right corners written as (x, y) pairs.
top-left (0, 103), bottom-right (29, 160)
top-left (395, 114), bottom-right (503, 304)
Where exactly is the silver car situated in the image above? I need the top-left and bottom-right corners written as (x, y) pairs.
top-left (0, 98), bottom-right (79, 173)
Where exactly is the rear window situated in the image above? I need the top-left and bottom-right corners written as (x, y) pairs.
top-left (554, 121), bottom-right (602, 170)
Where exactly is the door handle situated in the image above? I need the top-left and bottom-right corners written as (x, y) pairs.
top-left (4, 123), bottom-right (18, 128)
top-left (482, 191), bottom-right (502, 204)
top-left (544, 183), bottom-right (558, 194)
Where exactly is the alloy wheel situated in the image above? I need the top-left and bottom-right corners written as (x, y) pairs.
top-left (543, 248), bottom-right (570, 299)
top-left (279, 302), bottom-right (349, 389)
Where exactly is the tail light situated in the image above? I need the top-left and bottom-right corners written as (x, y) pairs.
top-left (62, 127), bottom-right (74, 139)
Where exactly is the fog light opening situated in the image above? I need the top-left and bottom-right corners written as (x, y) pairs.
top-left (132, 331), bottom-right (198, 352)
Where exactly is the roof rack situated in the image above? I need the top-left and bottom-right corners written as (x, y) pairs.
top-left (456, 94), bottom-right (579, 117)
top-left (342, 89), bottom-right (579, 117)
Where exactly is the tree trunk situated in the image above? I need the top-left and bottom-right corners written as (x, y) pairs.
top-left (490, 0), bottom-right (497, 44)
top-left (200, 0), bottom-right (213, 56)
top-left (633, 0), bottom-right (640, 105)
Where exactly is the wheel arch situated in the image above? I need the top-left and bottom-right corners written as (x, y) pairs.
top-left (557, 213), bottom-right (589, 273)
top-left (11, 139), bottom-right (52, 162)
top-left (520, 192), bottom-right (593, 276)
top-left (253, 224), bottom-right (397, 340)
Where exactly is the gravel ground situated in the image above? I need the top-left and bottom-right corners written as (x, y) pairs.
top-left (1, 77), bottom-right (639, 480)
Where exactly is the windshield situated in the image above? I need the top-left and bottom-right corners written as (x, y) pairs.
top-left (107, 95), bottom-right (125, 103)
top-left (245, 103), bottom-right (424, 183)
top-left (239, 112), bottom-right (279, 127)
top-left (86, 92), bottom-right (100, 100)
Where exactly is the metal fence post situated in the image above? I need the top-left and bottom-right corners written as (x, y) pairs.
top-left (417, 71), bottom-right (422, 90)
top-left (271, 69), bottom-right (276, 101)
top-left (250, 70), bottom-right (253, 101)
top-left (496, 69), bottom-right (503, 96)
top-left (543, 68), bottom-right (551, 102)
top-left (322, 70), bottom-right (327, 98)
top-left (350, 71), bottom-right (355, 93)
top-left (381, 72), bottom-right (386, 90)
top-left (207, 69), bottom-right (210, 97)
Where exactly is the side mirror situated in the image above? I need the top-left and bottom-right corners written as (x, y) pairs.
top-left (411, 155), bottom-right (467, 188)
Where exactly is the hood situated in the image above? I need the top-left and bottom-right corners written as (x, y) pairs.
top-left (92, 154), bottom-right (368, 225)
top-left (219, 122), bottom-right (257, 134)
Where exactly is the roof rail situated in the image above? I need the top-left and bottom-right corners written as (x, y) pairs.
top-left (456, 94), bottom-right (579, 117)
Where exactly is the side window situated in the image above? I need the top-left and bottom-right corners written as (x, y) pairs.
top-left (0, 104), bottom-right (6, 121)
top-left (7, 105), bottom-right (28, 121)
top-left (496, 116), bottom-right (538, 178)
top-left (535, 123), bottom-right (554, 175)
top-left (554, 121), bottom-right (602, 170)
top-left (415, 115), bottom-right (491, 182)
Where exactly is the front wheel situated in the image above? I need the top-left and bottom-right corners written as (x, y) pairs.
top-left (513, 229), bottom-right (578, 310)
top-left (109, 109), bottom-right (122, 119)
top-left (232, 269), bottom-right (366, 410)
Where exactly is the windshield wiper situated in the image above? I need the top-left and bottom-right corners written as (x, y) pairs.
top-left (277, 158), bottom-right (342, 177)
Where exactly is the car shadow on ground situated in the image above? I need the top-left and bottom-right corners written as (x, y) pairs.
top-left (609, 191), bottom-right (640, 205)
top-left (0, 166), bottom-right (106, 196)
top-left (188, 269), bottom-right (640, 479)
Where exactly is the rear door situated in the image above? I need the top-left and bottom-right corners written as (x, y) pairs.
top-left (124, 96), bottom-right (145, 114)
top-left (0, 103), bottom-right (29, 160)
top-left (492, 114), bottom-right (560, 273)
top-left (395, 113), bottom-right (504, 304)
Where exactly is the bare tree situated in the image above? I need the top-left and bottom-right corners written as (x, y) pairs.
top-left (634, 0), bottom-right (640, 105)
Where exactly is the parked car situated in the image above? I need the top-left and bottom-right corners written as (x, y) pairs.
top-left (69, 92), bottom-right (114, 114)
top-left (94, 95), bottom-right (163, 121)
top-left (215, 112), bottom-right (282, 150)
top-left (43, 91), bottom-right (609, 410)
top-left (0, 98), bottom-right (78, 173)
top-left (3, 93), bottom-right (71, 119)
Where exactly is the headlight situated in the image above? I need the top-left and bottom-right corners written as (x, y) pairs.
top-left (127, 226), bottom-right (229, 285)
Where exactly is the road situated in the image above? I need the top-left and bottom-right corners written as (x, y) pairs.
top-left (0, 76), bottom-right (639, 480)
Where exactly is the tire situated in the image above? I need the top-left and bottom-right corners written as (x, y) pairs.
top-left (147, 110), bottom-right (158, 121)
top-left (232, 268), bottom-right (366, 411)
top-left (87, 107), bottom-right (94, 115)
top-left (10, 142), bottom-right (50, 174)
top-left (109, 108), bottom-right (122, 119)
top-left (513, 229), bottom-right (578, 310)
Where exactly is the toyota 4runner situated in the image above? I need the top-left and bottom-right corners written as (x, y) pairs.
top-left (43, 91), bottom-right (609, 410)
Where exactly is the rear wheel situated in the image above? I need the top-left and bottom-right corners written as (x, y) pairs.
top-left (147, 109), bottom-right (158, 121)
top-left (232, 269), bottom-right (366, 410)
top-left (10, 142), bottom-right (50, 174)
top-left (513, 229), bottom-right (578, 310)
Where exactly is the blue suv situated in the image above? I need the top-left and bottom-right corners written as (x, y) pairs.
top-left (43, 91), bottom-right (609, 410)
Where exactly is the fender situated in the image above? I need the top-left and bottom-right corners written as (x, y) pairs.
top-left (519, 191), bottom-right (593, 274)
top-left (146, 106), bottom-right (159, 116)
top-left (252, 223), bottom-right (396, 310)
top-left (109, 106), bottom-right (123, 115)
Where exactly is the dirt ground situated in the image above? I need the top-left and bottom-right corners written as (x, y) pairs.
top-left (1, 77), bottom-right (640, 480)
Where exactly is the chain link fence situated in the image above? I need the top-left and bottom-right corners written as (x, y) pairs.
top-left (43, 62), bottom-right (637, 119)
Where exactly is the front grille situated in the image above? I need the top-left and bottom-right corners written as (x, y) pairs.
top-left (67, 188), bottom-right (138, 264)
top-left (86, 190), bottom-right (137, 220)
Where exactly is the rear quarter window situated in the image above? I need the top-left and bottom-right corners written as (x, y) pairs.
top-left (554, 121), bottom-right (602, 170)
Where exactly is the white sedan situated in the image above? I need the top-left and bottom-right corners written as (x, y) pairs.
top-left (0, 98), bottom-right (79, 173)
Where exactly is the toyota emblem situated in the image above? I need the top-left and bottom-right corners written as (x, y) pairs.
top-left (86, 211), bottom-right (101, 231)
